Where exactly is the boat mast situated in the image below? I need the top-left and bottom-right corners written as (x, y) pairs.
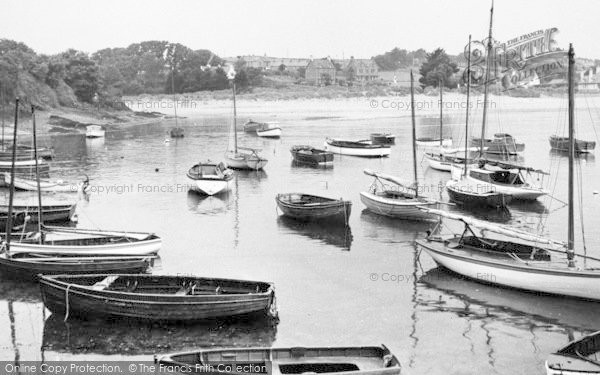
top-left (567, 44), bottom-right (575, 264)
top-left (1, 85), bottom-right (4, 151)
top-left (410, 70), bottom-right (418, 197)
top-left (32, 106), bottom-right (44, 237)
top-left (171, 66), bottom-right (179, 130)
top-left (5, 98), bottom-right (19, 251)
top-left (464, 35), bottom-right (472, 176)
top-left (232, 78), bottom-right (238, 153)
top-left (439, 77), bottom-right (443, 149)
top-left (480, 0), bottom-right (494, 158)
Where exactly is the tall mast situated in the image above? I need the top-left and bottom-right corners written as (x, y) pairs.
top-left (1, 85), bottom-right (4, 151)
top-left (32, 106), bottom-right (44, 238)
top-left (439, 77), bottom-right (443, 149)
top-left (567, 44), bottom-right (575, 264)
top-left (410, 70), bottom-right (418, 197)
top-left (6, 98), bottom-right (19, 251)
top-left (464, 35), bottom-right (472, 176)
top-left (232, 80), bottom-right (238, 153)
top-left (171, 66), bottom-right (179, 130)
top-left (480, 0), bottom-right (494, 158)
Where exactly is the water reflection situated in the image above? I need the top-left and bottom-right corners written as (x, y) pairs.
top-left (550, 149), bottom-right (596, 163)
top-left (291, 160), bottom-right (334, 170)
top-left (359, 209), bottom-right (433, 243)
top-left (418, 268), bottom-right (600, 332)
top-left (42, 313), bottom-right (277, 355)
top-left (187, 191), bottom-right (232, 215)
top-left (446, 204), bottom-right (512, 223)
top-left (276, 216), bottom-right (353, 251)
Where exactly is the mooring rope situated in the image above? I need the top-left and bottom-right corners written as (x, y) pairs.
top-left (64, 284), bottom-right (72, 322)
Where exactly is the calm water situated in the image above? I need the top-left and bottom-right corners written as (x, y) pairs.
top-left (2, 95), bottom-right (600, 374)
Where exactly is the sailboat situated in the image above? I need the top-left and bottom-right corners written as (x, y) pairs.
top-left (417, 44), bottom-right (600, 302)
top-left (456, 4), bottom-right (548, 201)
top-left (546, 331), bottom-right (600, 374)
top-left (168, 65), bottom-right (184, 138)
top-left (224, 67), bottom-right (268, 170)
top-left (445, 35), bottom-right (512, 209)
top-left (2, 102), bottom-right (161, 257)
top-left (359, 71), bottom-right (438, 221)
top-left (424, 79), bottom-right (471, 172)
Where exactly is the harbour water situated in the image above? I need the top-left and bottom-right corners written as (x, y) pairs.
top-left (1, 94), bottom-right (599, 374)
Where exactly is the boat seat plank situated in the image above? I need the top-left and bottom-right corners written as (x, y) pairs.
top-left (92, 275), bottom-right (119, 290)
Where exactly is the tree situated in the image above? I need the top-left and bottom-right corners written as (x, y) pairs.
top-left (418, 48), bottom-right (459, 88)
top-left (62, 49), bottom-right (101, 102)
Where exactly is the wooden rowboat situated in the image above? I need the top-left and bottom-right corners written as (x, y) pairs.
top-left (276, 193), bottom-right (351, 224)
top-left (0, 253), bottom-right (154, 281)
top-left (446, 179), bottom-right (512, 208)
top-left (0, 202), bottom-right (76, 223)
top-left (546, 332), bottom-right (600, 374)
top-left (157, 345), bottom-right (401, 375)
top-left (290, 145), bottom-right (333, 166)
top-left (39, 274), bottom-right (278, 321)
top-left (256, 123), bottom-right (282, 138)
top-left (550, 135), bottom-right (596, 153)
top-left (187, 162), bottom-right (233, 196)
top-left (324, 138), bottom-right (391, 157)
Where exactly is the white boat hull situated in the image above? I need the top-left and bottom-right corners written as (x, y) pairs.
top-left (419, 241), bottom-right (600, 301)
top-left (416, 138), bottom-right (453, 147)
top-left (86, 130), bottom-right (105, 138)
top-left (8, 229), bottom-right (161, 256)
top-left (256, 127), bottom-right (281, 138)
top-left (187, 177), bottom-right (230, 196)
top-left (3, 173), bottom-right (79, 192)
top-left (425, 154), bottom-right (452, 172)
top-left (464, 175), bottom-right (547, 200)
top-left (0, 159), bottom-right (44, 167)
top-left (324, 142), bottom-right (391, 157)
top-left (225, 153), bottom-right (268, 170)
top-left (360, 191), bottom-right (437, 221)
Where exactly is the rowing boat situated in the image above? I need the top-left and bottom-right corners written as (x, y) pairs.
top-left (276, 193), bottom-right (351, 224)
top-left (324, 138), bottom-right (391, 157)
top-left (156, 345), bottom-right (401, 375)
top-left (290, 145), bottom-right (333, 166)
top-left (39, 274), bottom-right (278, 321)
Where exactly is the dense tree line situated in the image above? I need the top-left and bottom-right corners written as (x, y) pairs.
top-left (372, 48), bottom-right (428, 71)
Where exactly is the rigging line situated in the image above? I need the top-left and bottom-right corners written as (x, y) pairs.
top-left (582, 93), bottom-right (600, 143)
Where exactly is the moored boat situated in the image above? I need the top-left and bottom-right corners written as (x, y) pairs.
top-left (256, 123), bottom-right (282, 138)
top-left (243, 119), bottom-right (266, 133)
top-left (39, 274), bottom-right (278, 321)
top-left (546, 332), bottom-right (600, 375)
top-left (0, 253), bottom-right (154, 281)
top-left (415, 137), bottom-right (453, 147)
top-left (3, 173), bottom-right (87, 192)
top-left (187, 162), bottom-right (233, 196)
top-left (290, 145), bottom-right (334, 166)
top-left (550, 135), bottom-right (596, 153)
top-left (0, 201), bottom-right (76, 223)
top-left (370, 133), bottom-right (395, 145)
top-left (424, 152), bottom-right (472, 172)
top-left (85, 125), bottom-right (105, 138)
top-left (170, 127), bottom-right (185, 138)
top-left (157, 345), bottom-right (401, 375)
top-left (324, 138), bottom-right (391, 157)
top-left (470, 133), bottom-right (525, 155)
top-left (276, 193), bottom-right (351, 224)
top-left (446, 178), bottom-right (512, 208)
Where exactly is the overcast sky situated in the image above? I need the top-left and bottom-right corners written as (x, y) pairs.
top-left (1, 0), bottom-right (598, 59)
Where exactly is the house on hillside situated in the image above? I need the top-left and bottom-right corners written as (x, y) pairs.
top-left (305, 58), bottom-right (336, 85)
top-left (337, 57), bottom-right (379, 82)
top-left (223, 55), bottom-right (310, 73)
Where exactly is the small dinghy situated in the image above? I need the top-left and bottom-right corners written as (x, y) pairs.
top-left (276, 193), bottom-right (351, 224)
top-left (446, 178), bottom-right (512, 208)
top-left (157, 345), bottom-right (401, 375)
top-left (290, 145), bottom-right (333, 166)
top-left (470, 133), bottom-right (525, 155)
top-left (85, 125), bottom-right (105, 138)
top-left (256, 123), bottom-right (282, 138)
top-left (370, 133), bottom-right (395, 145)
top-left (39, 274), bottom-right (277, 321)
top-left (324, 138), bottom-right (391, 157)
top-left (0, 253), bottom-right (154, 281)
top-left (546, 331), bottom-right (600, 375)
top-left (169, 127), bottom-right (185, 138)
top-left (3, 173), bottom-right (87, 192)
top-left (187, 162), bottom-right (234, 196)
top-left (550, 135), bottom-right (596, 153)
top-left (243, 119), bottom-right (266, 133)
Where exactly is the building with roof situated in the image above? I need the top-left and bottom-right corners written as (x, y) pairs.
top-left (305, 58), bottom-right (337, 85)
top-left (336, 57), bottom-right (379, 82)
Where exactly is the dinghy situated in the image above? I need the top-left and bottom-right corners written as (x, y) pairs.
top-left (446, 179), bottom-right (512, 208)
top-left (290, 145), bottom-right (333, 166)
top-left (157, 345), bottom-right (401, 375)
top-left (324, 138), bottom-right (391, 157)
top-left (550, 135), bottom-right (596, 153)
top-left (0, 202), bottom-right (76, 223)
top-left (3, 173), bottom-right (87, 193)
top-left (276, 193), bottom-right (351, 224)
top-left (546, 332), bottom-right (600, 375)
top-left (85, 125), bottom-right (105, 138)
top-left (39, 274), bottom-right (278, 321)
top-left (0, 253), bottom-right (154, 280)
top-left (470, 133), bottom-right (525, 155)
top-left (370, 133), bottom-right (395, 145)
top-left (243, 119), bottom-right (266, 133)
top-left (256, 123), bottom-right (282, 138)
top-left (415, 137), bottom-right (452, 147)
top-left (187, 162), bottom-right (233, 196)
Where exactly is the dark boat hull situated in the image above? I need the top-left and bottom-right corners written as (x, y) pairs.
top-left (470, 134), bottom-right (525, 155)
top-left (39, 274), bottom-right (276, 321)
top-left (549, 136), bottom-right (596, 153)
top-left (0, 255), bottom-right (152, 281)
top-left (290, 146), bottom-right (334, 165)
top-left (446, 184), bottom-right (512, 208)
top-left (170, 127), bottom-right (185, 138)
top-left (0, 204), bottom-right (75, 223)
top-left (370, 133), bottom-right (395, 145)
top-left (276, 193), bottom-right (351, 223)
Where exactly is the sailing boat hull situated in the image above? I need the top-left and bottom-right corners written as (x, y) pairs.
top-left (417, 239), bottom-right (600, 301)
top-left (188, 178), bottom-right (231, 196)
top-left (359, 191), bottom-right (437, 221)
top-left (225, 153), bottom-right (268, 170)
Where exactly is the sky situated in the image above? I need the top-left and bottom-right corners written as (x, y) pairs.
top-left (1, 0), bottom-right (599, 59)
